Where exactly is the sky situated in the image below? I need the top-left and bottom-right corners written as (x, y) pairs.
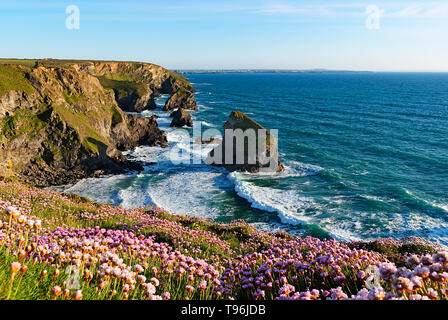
top-left (1, 0), bottom-right (448, 71)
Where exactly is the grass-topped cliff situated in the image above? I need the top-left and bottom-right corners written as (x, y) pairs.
top-left (0, 59), bottom-right (194, 186)
top-left (1, 59), bottom-right (194, 113)
top-left (0, 179), bottom-right (444, 300)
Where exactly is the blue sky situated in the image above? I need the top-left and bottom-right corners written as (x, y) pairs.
top-left (1, 0), bottom-right (448, 71)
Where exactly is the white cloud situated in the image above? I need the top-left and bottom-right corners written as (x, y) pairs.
top-left (393, 4), bottom-right (424, 17)
top-left (414, 3), bottom-right (448, 18)
top-left (257, 1), bottom-right (448, 19)
top-left (257, 2), bottom-right (366, 16)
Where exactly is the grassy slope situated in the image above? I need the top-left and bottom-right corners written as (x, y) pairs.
top-left (169, 71), bottom-right (191, 86)
top-left (97, 76), bottom-right (149, 99)
top-left (0, 62), bottom-right (117, 155)
top-left (0, 179), bottom-right (443, 300)
top-left (0, 58), bottom-right (189, 88)
top-left (0, 109), bottom-right (48, 141)
top-left (0, 180), bottom-right (261, 299)
top-left (0, 59), bottom-right (38, 68)
top-left (0, 64), bottom-right (36, 97)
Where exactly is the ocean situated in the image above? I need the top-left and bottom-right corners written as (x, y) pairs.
top-left (63, 72), bottom-right (448, 245)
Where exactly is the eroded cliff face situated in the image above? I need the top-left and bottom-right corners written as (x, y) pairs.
top-left (67, 60), bottom-right (196, 112)
top-left (0, 61), bottom-right (172, 186)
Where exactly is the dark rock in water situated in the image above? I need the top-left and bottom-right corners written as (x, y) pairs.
top-left (205, 111), bottom-right (284, 173)
top-left (163, 88), bottom-right (197, 111)
top-left (170, 109), bottom-right (193, 127)
top-left (116, 114), bottom-right (168, 149)
top-left (122, 161), bottom-right (145, 172)
top-left (195, 137), bottom-right (222, 145)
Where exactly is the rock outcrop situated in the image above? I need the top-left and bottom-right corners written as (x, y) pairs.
top-left (119, 114), bottom-right (168, 148)
top-left (205, 111), bottom-right (284, 173)
top-left (170, 109), bottom-right (193, 127)
top-left (163, 88), bottom-right (197, 111)
top-left (0, 60), bottom-right (182, 186)
top-left (38, 59), bottom-right (195, 113)
top-left (99, 77), bottom-right (157, 113)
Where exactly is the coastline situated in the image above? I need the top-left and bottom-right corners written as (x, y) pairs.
top-left (58, 72), bottom-right (448, 246)
top-left (56, 72), bottom-right (448, 247)
top-left (1, 60), bottom-right (448, 301)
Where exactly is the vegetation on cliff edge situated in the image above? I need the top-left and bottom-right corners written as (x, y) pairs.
top-left (0, 179), bottom-right (445, 300)
top-left (0, 64), bottom-right (36, 97)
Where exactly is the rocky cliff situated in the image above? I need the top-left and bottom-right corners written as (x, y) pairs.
top-left (40, 59), bottom-right (196, 113)
top-left (205, 111), bottom-right (284, 173)
top-left (0, 59), bottom-right (192, 186)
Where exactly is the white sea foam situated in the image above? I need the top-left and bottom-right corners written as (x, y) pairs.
top-left (139, 171), bottom-right (231, 218)
top-left (432, 202), bottom-right (448, 213)
top-left (322, 196), bottom-right (347, 205)
top-left (60, 84), bottom-right (448, 246)
top-left (201, 121), bottom-right (216, 127)
top-left (115, 175), bottom-right (157, 209)
top-left (66, 93), bottom-right (327, 233)
top-left (233, 160), bottom-right (321, 180)
top-left (359, 194), bottom-right (395, 203)
top-left (227, 172), bottom-right (314, 225)
top-left (64, 174), bottom-right (132, 207)
top-left (404, 189), bottom-right (448, 213)
top-left (321, 226), bottom-right (361, 242)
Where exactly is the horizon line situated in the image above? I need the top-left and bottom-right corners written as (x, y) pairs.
top-left (1, 57), bottom-right (447, 73)
top-left (173, 69), bottom-right (448, 73)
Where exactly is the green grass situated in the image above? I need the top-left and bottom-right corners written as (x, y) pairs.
top-left (0, 64), bottom-right (36, 97)
top-left (0, 181), bottom-right (249, 300)
top-left (97, 76), bottom-right (149, 98)
top-left (348, 238), bottom-right (441, 267)
top-left (82, 137), bottom-right (106, 155)
top-left (169, 71), bottom-right (191, 86)
top-left (174, 87), bottom-right (190, 97)
top-left (62, 91), bottom-right (83, 105)
top-left (0, 110), bottom-right (47, 140)
top-left (0, 59), bottom-right (38, 68)
top-left (110, 106), bottom-right (123, 128)
top-left (0, 180), bottom-right (443, 300)
top-left (151, 210), bottom-right (257, 253)
top-left (52, 104), bottom-right (107, 155)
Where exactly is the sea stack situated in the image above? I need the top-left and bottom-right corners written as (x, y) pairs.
top-left (163, 88), bottom-right (197, 111)
top-left (205, 111), bottom-right (284, 173)
top-left (170, 109), bottom-right (193, 127)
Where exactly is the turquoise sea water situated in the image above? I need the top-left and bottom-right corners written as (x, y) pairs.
top-left (64, 73), bottom-right (448, 245)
